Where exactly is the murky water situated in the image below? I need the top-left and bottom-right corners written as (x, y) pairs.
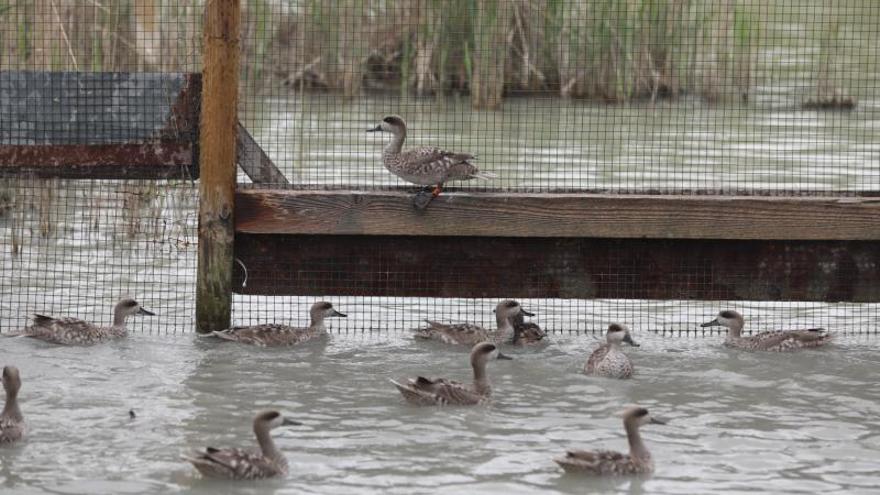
top-left (3, 17), bottom-right (880, 491)
top-left (244, 94), bottom-right (880, 194)
top-left (1, 318), bottom-right (879, 494)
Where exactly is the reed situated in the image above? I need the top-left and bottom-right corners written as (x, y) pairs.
top-left (0, 1), bottom-right (869, 107)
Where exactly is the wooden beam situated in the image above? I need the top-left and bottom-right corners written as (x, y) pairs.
top-left (0, 142), bottom-right (195, 179)
top-left (235, 190), bottom-right (880, 241)
top-left (233, 234), bottom-right (880, 302)
top-left (196, 0), bottom-right (240, 333)
top-left (236, 122), bottom-right (289, 184)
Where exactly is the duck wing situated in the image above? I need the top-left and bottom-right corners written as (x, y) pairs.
top-left (585, 344), bottom-right (610, 373)
top-left (399, 147), bottom-right (488, 181)
top-left (211, 324), bottom-right (311, 346)
top-left (0, 418), bottom-right (25, 444)
top-left (555, 449), bottom-right (627, 473)
top-left (391, 377), bottom-right (482, 406)
top-left (184, 447), bottom-right (279, 480)
top-left (19, 315), bottom-right (114, 345)
top-left (751, 328), bottom-right (831, 351)
top-left (413, 321), bottom-right (491, 345)
top-left (400, 147), bottom-right (474, 168)
top-left (513, 322), bottom-right (546, 345)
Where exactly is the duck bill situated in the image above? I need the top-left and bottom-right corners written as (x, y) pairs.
top-left (622, 333), bottom-right (640, 347)
top-left (496, 352), bottom-right (514, 360)
top-left (366, 125), bottom-right (382, 132)
top-left (138, 307), bottom-right (156, 316)
top-left (520, 309), bottom-right (535, 317)
top-left (282, 418), bottom-right (303, 426)
top-left (649, 417), bottom-right (667, 425)
top-left (700, 318), bottom-right (721, 328)
top-left (330, 309), bottom-right (347, 318)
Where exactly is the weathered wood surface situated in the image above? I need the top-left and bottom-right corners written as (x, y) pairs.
top-left (0, 143), bottom-right (194, 179)
top-left (0, 71), bottom-right (200, 179)
top-left (196, 0), bottom-right (240, 333)
top-left (235, 190), bottom-right (880, 240)
top-left (236, 122), bottom-right (289, 184)
top-left (233, 234), bottom-right (880, 302)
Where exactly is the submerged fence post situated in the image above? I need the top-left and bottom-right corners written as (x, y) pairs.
top-left (196, 0), bottom-right (240, 333)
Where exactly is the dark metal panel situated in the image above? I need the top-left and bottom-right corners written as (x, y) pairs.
top-left (233, 234), bottom-right (880, 302)
top-left (0, 71), bottom-right (200, 179)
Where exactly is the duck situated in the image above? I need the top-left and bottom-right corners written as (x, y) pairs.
top-left (367, 115), bottom-right (496, 208)
top-left (1, 366), bottom-right (25, 445)
top-left (207, 301), bottom-right (345, 347)
top-left (555, 406), bottom-right (665, 476)
top-left (391, 341), bottom-right (509, 406)
top-left (511, 310), bottom-right (547, 346)
top-left (701, 310), bottom-right (832, 352)
top-left (414, 299), bottom-right (533, 346)
top-left (182, 410), bottom-right (301, 480)
top-left (584, 323), bottom-right (639, 379)
top-left (10, 298), bottom-right (154, 345)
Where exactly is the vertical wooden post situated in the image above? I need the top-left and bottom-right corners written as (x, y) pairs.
top-left (196, 0), bottom-right (240, 333)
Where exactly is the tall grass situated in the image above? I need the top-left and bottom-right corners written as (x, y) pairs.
top-left (0, 1), bottom-right (868, 107)
top-left (277, 0), bottom-right (766, 106)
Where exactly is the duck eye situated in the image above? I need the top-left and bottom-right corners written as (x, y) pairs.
top-left (382, 117), bottom-right (393, 124)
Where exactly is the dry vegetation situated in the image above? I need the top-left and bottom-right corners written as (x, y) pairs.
top-left (0, 0), bottom-right (859, 108)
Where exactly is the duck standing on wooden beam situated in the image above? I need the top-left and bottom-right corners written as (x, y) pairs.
top-left (368, 115), bottom-right (496, 209)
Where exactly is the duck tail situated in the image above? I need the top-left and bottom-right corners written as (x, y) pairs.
top-left (471, 171), bottom-right (497, 181)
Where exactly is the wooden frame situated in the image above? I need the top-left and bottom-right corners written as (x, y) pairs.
top-left (235, 189), bottom-right (880, 240)
top-left (232, 189), bottom-right (880, 302)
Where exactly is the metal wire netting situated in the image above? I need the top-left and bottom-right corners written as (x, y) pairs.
top-left (237, 0), bottom-right (880, 194)
top-left (1, 1), bottom-right (878, 335)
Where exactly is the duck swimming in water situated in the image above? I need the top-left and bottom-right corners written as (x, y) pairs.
top-left (391, 342), bottom-right (509, 406)
top-left (555, 406), bottom-right (665, 476)
top-left (511, 310), bottom-right (547, 346)
top-left (701, 310), bottom-right (831, 352)
top-left (182, 410), bottom-right (301, 480)
top-left (414, 300), bottom-right (533, 347)
top-left (207, 301), bottom-right (345, 347)
top-left (584, 323), bottom-right (639, 379)
top-left (10, 298), bottom-right (154, 345)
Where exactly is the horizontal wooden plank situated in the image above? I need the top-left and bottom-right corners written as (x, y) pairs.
top-left (233, 234), bottom-right (880, 302)
top-left (235, 190), bottom-right (880, 240)
top-left (0, 142), bottom-right (197, 179)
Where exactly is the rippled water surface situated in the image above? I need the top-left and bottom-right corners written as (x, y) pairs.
top-left (2, 319), bottom-right (879, 494)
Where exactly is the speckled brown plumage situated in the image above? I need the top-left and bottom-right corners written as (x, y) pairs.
top-left (413, 300), bottom-right (534, 346)
top-left (701, 310), bottom-right (832, 352)
top-left (584, 323), bottom-right (638, 379)
top-left (182, 410), bottom-right (301, 480)
top-left (208, 301), bottom-right (345, 347)
top-left (555, 406), bottom-right (664, 476)
top-left (392, 342), bottom-right (501, 406)
top-left (9, 298), bottom-right (154, 346)
top-left (368, 115), bottom-right (496, 187)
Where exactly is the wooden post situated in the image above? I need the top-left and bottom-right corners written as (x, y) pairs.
top-left (196, 0), bottom-right (240, 332)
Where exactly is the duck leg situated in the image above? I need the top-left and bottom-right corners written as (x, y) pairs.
top-left (431, 183), bottom-right (444, 197)
top-left (412, 186), bottom-right (435, 210)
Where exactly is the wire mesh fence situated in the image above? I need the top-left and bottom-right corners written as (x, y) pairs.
top-left (1, 1), bottom-right (878, 335)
